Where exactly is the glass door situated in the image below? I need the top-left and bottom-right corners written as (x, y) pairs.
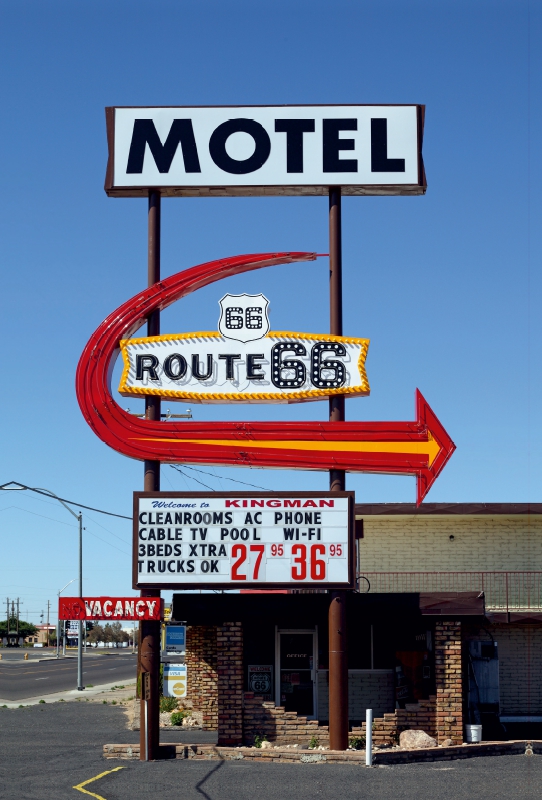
top-left (277, 630), bottom-right (316, 717)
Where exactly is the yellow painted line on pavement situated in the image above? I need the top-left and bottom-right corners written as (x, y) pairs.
top-left (73, 767), bottom-right (125, 800)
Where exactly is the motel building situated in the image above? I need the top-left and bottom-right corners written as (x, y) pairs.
top-left (172, 503), bottom-right (542, 746)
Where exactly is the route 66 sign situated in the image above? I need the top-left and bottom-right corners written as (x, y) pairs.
top-left (118, 286), bottom-right (370, 404)
top-left (218, 293), bottom-right (270, 343)
top-left (248, 665), bottom-right (273, 699)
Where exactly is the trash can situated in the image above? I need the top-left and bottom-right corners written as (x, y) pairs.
top-left (465, 724), bottom-right (482, 743)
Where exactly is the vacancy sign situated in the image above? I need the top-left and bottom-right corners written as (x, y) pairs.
top-left (106, 105), bottom-right (425, 197)
top-left (58, 597), bottom-right (163, 621)
top-left (134, 492), bottom-right (354, 590)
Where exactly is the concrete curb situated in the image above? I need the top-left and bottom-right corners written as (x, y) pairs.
top-left (0, 680), bottom-right (136, 708)
top-left (103, 740), bottom-right (542, 764)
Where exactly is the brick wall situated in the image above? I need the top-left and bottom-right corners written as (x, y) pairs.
top-left (351, 697), bottom-right (438, 744)
top-left (317, 670), bottom-right (395, 721)
top-left (244, 694), bottom-right (329, 746)
top-left (185, 625), bottom-right (218, 730)
top-left (435, 621), bottom-right (462, 744)
top-left (217, 622), bottom-right (244, 745)
top-left (358, 517), bottom-right (542, 573)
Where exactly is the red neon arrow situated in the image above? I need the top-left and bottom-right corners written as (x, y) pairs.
top-left (76, 252), bottom-right (455, 505)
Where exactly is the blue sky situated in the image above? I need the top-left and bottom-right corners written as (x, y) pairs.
top-left (1, 0), bottom-right (540, 623)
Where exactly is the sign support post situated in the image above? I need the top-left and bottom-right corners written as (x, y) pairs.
top-left (328, 187), bottom-right (349, 751)
top-left (140, 189), bottom-right (162, 761)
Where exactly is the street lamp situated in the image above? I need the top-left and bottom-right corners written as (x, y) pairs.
top-left (0, 484), bottom-right (85, 691)
top-left (32, 490), bottom-right (85, 692)
top-left (57, 579), bottom-right (75, 659)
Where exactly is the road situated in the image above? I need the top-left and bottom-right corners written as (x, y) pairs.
top-left (0, 652), bottom-right (137, 700)
top-left (0, 703), bottom-right (540, 800)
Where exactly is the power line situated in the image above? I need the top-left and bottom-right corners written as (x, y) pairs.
top-left (0, 482), bottom-right (132, 519)
top-left (170, 465), bottom-right (216, 491)
top-left (171, 464), bottom-right (269, 491)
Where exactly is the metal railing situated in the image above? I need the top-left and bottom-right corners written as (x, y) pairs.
top-left (356, 572), bottom-right (542, 612)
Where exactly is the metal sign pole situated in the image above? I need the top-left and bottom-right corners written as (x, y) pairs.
top-left (328, 187), bottom-right (349, 751)
top-left (77, 512), bottom-right (84, 690)
top-left (139, 190), bottom-right (162, 762)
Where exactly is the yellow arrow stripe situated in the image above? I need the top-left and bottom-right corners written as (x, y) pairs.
top-left (133, 432), bottom-right (440, 468)
top-left (73, 767), bottom-right (125, 800)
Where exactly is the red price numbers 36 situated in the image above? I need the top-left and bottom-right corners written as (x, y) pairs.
top-left (292, 544), bottom-right (326, 581)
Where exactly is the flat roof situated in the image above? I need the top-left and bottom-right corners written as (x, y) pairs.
top-left (355, 503), bottom-right (542, 516)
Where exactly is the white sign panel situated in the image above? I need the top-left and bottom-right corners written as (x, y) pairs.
top-left (133, 492), bottom-right (354, 589)
top-left (106, 105), bottom-right (425, 197)
top-left (163, 664), bottom-right (187, 698)
top-left (119, 293), bottom-right (369, 404)
top-left (66, 620), bottom-right (79, 638)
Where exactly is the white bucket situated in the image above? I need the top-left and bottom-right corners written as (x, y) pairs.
top-left (465, 724), bottom-right (482, 743)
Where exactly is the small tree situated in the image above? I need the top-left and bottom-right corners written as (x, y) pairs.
top-left (0, 618), bottom-right (38, 639)
top-left (87, 624), bottom-right (105, 647)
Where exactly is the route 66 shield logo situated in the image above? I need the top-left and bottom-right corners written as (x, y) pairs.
top-left (218, 293), bottom-right (270, 343)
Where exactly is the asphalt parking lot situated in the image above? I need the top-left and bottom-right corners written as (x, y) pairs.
top-left (0, 703), bottom-right (541, 800)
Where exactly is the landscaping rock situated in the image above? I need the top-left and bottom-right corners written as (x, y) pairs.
top-left (399, 730), bottom-right (437, 749)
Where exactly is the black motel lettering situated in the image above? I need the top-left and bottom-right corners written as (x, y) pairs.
top-left (126, 116), bottom-right (405, 176)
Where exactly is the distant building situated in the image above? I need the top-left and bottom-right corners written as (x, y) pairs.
top-left (25, 624), bottom-right (56, 646)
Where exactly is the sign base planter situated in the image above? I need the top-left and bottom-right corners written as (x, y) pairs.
top-left (103, 740), bottom-right (539, 763)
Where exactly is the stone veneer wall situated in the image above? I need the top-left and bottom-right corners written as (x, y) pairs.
top-left (217, 622), bottom-right (244, 745)
top-left (243, 694), bottom-right (329, 746)
top-left (188, 619), bottom-right (463, 747)
top-left (185, 626), bottom-right (218, 730)
top-left (351, 698), bottom-right (437, 744)
top-left (435, 621), bottom-right (463, 744)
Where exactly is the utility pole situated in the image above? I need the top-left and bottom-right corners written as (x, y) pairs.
top-left (46, 600), bottom-right (50, 647)
top-left (328, 187), bottom-right (349, 752)
top-left (139, 189), bottom-right (162, 762)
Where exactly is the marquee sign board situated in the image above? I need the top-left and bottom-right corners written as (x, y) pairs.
top-left (133, 492), bottom-right (355, 590)
top-left (105, 105), bottom-right (425, 197)
top-left (119, 292), bottom-right (370, 403)
top-left (58, 596), bottom-right (163, 621)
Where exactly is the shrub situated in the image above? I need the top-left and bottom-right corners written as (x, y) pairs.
top-left (254, 734), bottom-right (268, 748)
top-left (39, 700), bottom-right (45, 704)
top-left (349, 735), bottom-right (366, 750)
top-left (160, 695), bottom-right (178, 713)
top-left (170, 711), bottom-right (186, 727)
top-left (309, 735), bottom-right (318, 749)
